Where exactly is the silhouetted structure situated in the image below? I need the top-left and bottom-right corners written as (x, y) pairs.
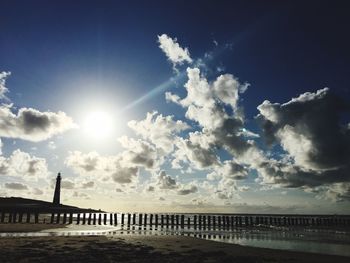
top-left (53, 172), bottom-right (61, 205)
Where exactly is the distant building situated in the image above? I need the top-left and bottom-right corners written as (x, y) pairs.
top-left (53, 172), bottom-right (61, 205)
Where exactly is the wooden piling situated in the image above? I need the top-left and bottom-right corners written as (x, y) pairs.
top-left (93, 213), bottom-right (96, 225)
top-left (19, 213), bottom-right (23, 223)
top-left (144, 214), bottom-right (148, 227)
top-left (121, 213), bottom-right (124, 225)
top-left (82, 213), bottom-right (86, 225)
top-left (161, 214), bottom-right (164, 227)
top-left (63, 213), bottom-right (67, 224)
top-left (76, 213), bottom-right (80, 224)
top-left (138, 214), bottom-right (142, 226)
top-left (114, 213), bottom-right (118, 225)
top-left (98, 213), bottom-right (102, 225)
top-left (155, 214), bottom-right (158, 227)
top-left (110, 213), bottom-right (113, 225)
top-left (127, 213), bottom-right (131, 226)
top-left (88, 213), bottom-right (92, 225)
top-left (166, 214), bottom-right (169, 228)
top-left (193, 215), bottom-right (197, 229)
top-left (69, 213), bottom-right (73, 224)
top-left (1, 212), bottom-right (5, 223)
top-left (56, 213), bottom-right (60, 224)
top-left (132, 213), bottom-right (136, 225)
top-left (150, 214), bottom-right (153, 226)
top-left (35, 213), bottom-right (39, 224)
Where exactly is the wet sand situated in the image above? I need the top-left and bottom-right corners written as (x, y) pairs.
top-left (0, 223), bottom-right (66, 233)
top-left (0, 234), bottom-right (348, 263)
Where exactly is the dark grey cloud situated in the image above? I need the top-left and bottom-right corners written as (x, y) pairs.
top-left (81, 181), bottom-right (94, 189)
top-left (0, 106), bottom-right (76, 142)
top-left (256, 88), bottom-right (350, 189)
top-left (5, 182), bottom-right (28, 190)
top-left (177, 185), bottom-right (198, 195)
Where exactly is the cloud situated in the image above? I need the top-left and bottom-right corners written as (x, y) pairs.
top-left (0, 71), bottom-right (11, 99)
top-left (81, 181), bottom-right (94, 189)
top-left (48, 141), bottom-right (56, 150)
top-left (156, 170), bottom-right (177, 190)
top-left (0, 149), bottom-right (49, 180)
top-left (118, 136), bottom-right (160, 170)
top-left (32, 188), bottom-right (43, 195)
top-left (158, 34), bottom-right (192, 68)
top-left (65, 151), bottom-right (141, 185)
top-left (128, 111), bottom-right (189, 154)
top-left (256, 88), bottom-right (350, 188)
top-left (61, 179), bottom-right (75, 189)
top-left (0, 105), bottom-right (77, 142)
top-left (177, 184), bottom-right (198, 195)
top-left (5, 182), bottom-right (28, 190)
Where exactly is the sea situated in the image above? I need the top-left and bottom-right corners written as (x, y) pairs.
top-left (1, 213), bottom-right (350, 257)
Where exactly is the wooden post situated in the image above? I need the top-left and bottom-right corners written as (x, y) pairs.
top-left (166, 214), bottom-right (169, 228)
top-left (13, 212), bottom-right (17, 223)
top-left (35, 213), bottom-right (39, 224)
top-left (76, 213), bottom-right (80, 224)
top-left (18, 213), bottom-right (23, 223)
top-left (193, 215), bottom-right (197, 229)
top-left (181, 215), bottom-right (185, 229)
top-left (93, 213), bottom-right (96, 225)
top-left (98, 213), bottom-right (102, 225)
top-left (203, 215), bottom-right (206, 229)
top-left (56, 213), bottom-right (60, 224)
top-left (114, 213), bottom-right (118, 225)
top-left (82, 213), bottom-right (86, 225)
top-left (69, 213), bottom-right (73, 224)
top-left (198, 215), bottom-right (202, 229)
top-left (63, 213), bottom-right (67, 224)
top-left (8, 213), bottom-right (13, 223)
top-left (176, 214), bottom-right (179, 227)
top-left (207, 215), bottom-right (211, 229)
top-left (1, 212), bottom-right (5, 223)
top-left (109, 213), bottom-right (113, 225)
top-left (144, 214), bottom-right (148, 227)
top-left (132, 213), bottom-right (136, 225)
top-left (121, 213), bottom-right (124, 225)
top-left (138, 214), bottom-right (142, 226)
top-left (155, 214), bottom-right (158, 227)
top-left (170, 214), bottom-right (174, 228)
top-left (88, 213), bottom-right (92, 225)
top-left (161, 214), bottom-right (164, 227)
top-left (103, 214), bottom-right (107, 225)
top-left (187, 217), bottom-right (190, 229)
top-left (150, 214), bottom-right (153, 226)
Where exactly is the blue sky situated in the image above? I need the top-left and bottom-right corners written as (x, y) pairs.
top-left (0, 0), bottom-right (349, 213)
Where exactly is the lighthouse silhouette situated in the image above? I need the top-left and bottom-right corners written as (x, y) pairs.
top-left (53, 172), bottom-right (61, 205)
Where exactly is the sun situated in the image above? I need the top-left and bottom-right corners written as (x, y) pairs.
top-left (83, 111), bottom-right (114, 139)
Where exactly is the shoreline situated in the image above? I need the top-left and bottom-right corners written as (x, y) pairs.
top-left (0, 234), bottom-right (349, 263)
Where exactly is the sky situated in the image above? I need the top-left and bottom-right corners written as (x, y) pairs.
top-left (0, 0), bottom-right (349, 214)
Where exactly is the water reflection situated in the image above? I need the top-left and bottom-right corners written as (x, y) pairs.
top-left (1, 224), bottom-right (350, 257)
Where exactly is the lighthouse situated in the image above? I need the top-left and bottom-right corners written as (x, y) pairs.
top-left (53, 172), bottom-right (61, 205)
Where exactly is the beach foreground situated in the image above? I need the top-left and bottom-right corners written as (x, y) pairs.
top-left (0, 234), bottom-right (348, 263)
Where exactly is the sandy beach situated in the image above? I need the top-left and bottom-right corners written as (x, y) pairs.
top-left (0, 234), bottom-right (348, 263)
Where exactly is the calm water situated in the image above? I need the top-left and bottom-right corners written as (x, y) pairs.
top-left (1, 215), bottom-right (350, 257)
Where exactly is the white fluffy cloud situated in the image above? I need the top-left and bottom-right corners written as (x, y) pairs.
top-left (158, 34), bottom-right (192, 68)
top-left (0, 71), bottom-right (10, 99)
top-left (65, 150), bottom-right (143, 186)
top-left (128, 111), bottom-right (189, 154)
top-left (0, 149), bottom-right (49, 180)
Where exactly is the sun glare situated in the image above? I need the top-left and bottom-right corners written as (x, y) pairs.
top-left (83, 111), bottom-right (114, 139)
